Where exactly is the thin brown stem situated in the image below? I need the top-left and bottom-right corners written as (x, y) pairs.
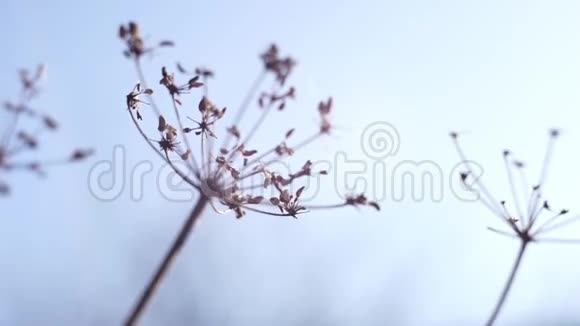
top-left (2, 92), bottom-right (28, 149)
top-left (222, 71), bottom-right (267, 149)
top-left (535, 237), bottom-right (580, 244)
top-left (170, 95), bottom-right (201, 176)
top-left (485, 240), bottom-right (528, 326)
top-left (306, 203), bottom-right (348, 210)
top-left (128, 108), bottom-right (199, 191)
top-left (452, 137), bottom-right (506, 219)
top-left (125, 195), bottom-right (209, 326)
top-left (134, 60), bottom-right (162, 118)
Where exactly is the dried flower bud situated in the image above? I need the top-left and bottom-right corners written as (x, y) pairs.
top-left (188, 76), bottom-right (203, 89)
top-left (165, 125), bottom-right (177, 141)
top-left (247, 196), bottom-right (264, 204)
top-left (43, 116), bottom-right (58, 130)
top-left (158, 115), bottom-right (167, 132)
top-left (296, 186), bottom-right (305, 198)
top-left (17, 132), bottom-right (37, 149)
top-left (70, 149), bottom-right (94, 161)
top-left (195, 67), bottom-right (214, 78)
top-left (181, 150), bottom-right (191, 161)
top-left (230, 168), bottom-right (240, 180)
top-left (227, 126), bottom-right (241, 139)
top-left (198, 97), bottom-right (212, 112)
top-left (177, 63), bottom-right (188, 74)
top-left (242, 149), bottom-right (258, 157)
top-left (128, 21), bottom-right (138, 35)
top-left (119, 25), bottom-right (127, 39)
top-left (318, 97), bottom-right (332, 115)
top-left (280, 189), bottom-right (292, 204)
top-left (369, 202), bottom-right (381, 211)
top-left (216, 156), bottom-right (226, 165)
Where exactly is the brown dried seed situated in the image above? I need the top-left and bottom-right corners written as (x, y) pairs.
top-left (296, 186), bottom-right (305, 198)
top-left (230, 169), bottom-right (240, 180)
top-left (227, 126), bottom-right (240, 139)
top-left (43, 116), bottom-right (58, 130)
top-left (247, 196), bottom-right (264, 204)
top-left (177, 63), bottom-right (188, 74)
top-left (216, 156), bottom-right (226, 164)
top-left (242, 149), bottom-right (258, 157)
top-left (181, 150), bottom-right (191, 160)
top-left (128, 22), bottom-right (138, 35)
top-left (158, 116), bottom-right (167, 132)
top-left (119, 25), bottom-right (127, 39)
top-left (70, 149), bottom-right (94, 161)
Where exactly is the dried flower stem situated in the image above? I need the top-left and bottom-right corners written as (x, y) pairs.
top-left (450, 130), bottom-right (580, 325)
top-left (170, 94), bottom-right (201, 176)
top-left (485, 240), bottom-right (528, 326)
top-left (134, 60), bottom-right (162, 118)
top-left (119, 23), bottom-right (380, 324)
top-left (125, 195), bottom-right (209, 326)
top-left (221, 71), bottom-right (267, 149)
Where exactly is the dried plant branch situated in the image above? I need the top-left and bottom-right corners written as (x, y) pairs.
top-left (451, 129), bottom-right (580, 326)
top-left (125, 195), bottom-right (209, 326)
top-left (119, 21), bottom-right (380, 325)
top-left (0, 65), bottom-right (92, 195)
top-left (485, 241), bottom-right (528, 326)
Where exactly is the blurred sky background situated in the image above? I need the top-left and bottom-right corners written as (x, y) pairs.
top-left (2, 0), bottom-right (580, 325)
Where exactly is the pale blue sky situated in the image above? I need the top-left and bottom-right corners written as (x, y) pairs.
top-left (2, 1), bottom-right (580, 325)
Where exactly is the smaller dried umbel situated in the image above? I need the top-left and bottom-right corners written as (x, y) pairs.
top-left (0, 65), bottom-right (93, 195)
top-left (120, 22), bottom-right (380, 218)
top-left (451, 129), bottom-right (580, 326)
top-left (451, 129), bottom-right (578, 243)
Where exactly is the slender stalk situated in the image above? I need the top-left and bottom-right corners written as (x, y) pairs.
top-left (485, 241), bottom-right (528, 326)
top-left (125, 195), bottom-right (209, 326)
top-left (221, 71), bottom-right (266, 149)
top-left (2, 92), bottom-right (28, 149)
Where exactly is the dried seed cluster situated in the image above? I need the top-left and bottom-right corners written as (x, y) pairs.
top-left (0, 65), bottom-right (93, 195)
top-left (120, 21), bottom-right (380, 218)
top-left (452, 129), bottom-right (579, 243)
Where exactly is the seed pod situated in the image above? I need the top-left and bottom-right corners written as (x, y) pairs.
top-left (158, 115), bottom-right (167, 132)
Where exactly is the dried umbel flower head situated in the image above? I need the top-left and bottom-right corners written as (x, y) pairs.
top-left (0, 65), bottom-right (93, 195)
top-left (120, 22), bottom-right (380, 219)
top-left (120, 22), bottom-right (381, 326)
top-left (451, 129), bottom-right (580, 326)
top-left (451, 129), bottom-right (578, 243)
top-left (119, 21), bottom-right (174, 59)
